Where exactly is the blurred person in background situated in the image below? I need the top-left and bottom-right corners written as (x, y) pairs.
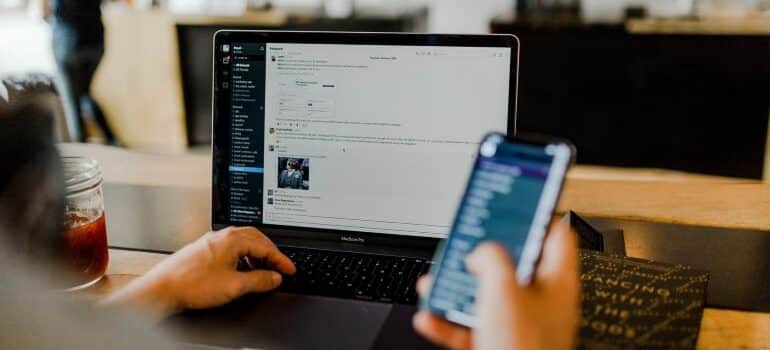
top-left (44, 0), bottom-right (117, 144)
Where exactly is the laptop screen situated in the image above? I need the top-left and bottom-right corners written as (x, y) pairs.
top-left (212, 33), bottom-right (516, 239)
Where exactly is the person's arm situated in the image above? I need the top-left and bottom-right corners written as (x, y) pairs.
top-left (413, 221), bottom-right (580, 350)
top-left (102, 227), bottom-right (296, 321)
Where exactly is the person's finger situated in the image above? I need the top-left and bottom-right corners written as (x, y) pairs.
top-left (466, 242), bottom-right (519, 293)
top-left (465, 242), bottom-right (520, 335)
top-left (536, 221), bottom-right (578, 289)
top-left (413, 311), bottom-right (472, 350)
top-left (229, 227), bottom-right (296, 274)
top-left (231, 226), bottom-right (279, 249)
top-left (234, 234), bottom-right (297, 275)
top-left (238, 270), bottom-right (283, 293)
top-left (416, 275), bottom-right (432, 296)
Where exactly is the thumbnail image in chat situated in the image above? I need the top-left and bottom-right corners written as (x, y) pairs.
top-left (277, 157), bottom-right (310, 190)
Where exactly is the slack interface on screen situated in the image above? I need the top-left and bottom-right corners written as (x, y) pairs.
top-left (219, 43), bottom-right (268, 224)
top-left (218, 42), bottom-right (512, 238)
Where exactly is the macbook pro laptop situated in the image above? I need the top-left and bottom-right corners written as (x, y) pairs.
top-left (170, 31), bottom-right (519, 350)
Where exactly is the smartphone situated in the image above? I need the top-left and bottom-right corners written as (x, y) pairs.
top-left (423, 132), bottom-right (575, 328)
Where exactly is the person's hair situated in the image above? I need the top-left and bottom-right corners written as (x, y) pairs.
top-left (0, 97), bottom-right (64, 264)
top-left (287, 158), bottom-right (298, 169)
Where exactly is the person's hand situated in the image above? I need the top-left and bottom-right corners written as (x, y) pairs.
top-left (103, 227), bottom-right (295, 320)
top-left (413, 221), bottom-right (580, 350)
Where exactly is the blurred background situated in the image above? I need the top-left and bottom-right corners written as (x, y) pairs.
top-left (1, 0), bottom-right (769, 179)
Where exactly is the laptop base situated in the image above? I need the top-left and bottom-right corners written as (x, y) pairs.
top-left (165, 293), bottom-right (439, 350)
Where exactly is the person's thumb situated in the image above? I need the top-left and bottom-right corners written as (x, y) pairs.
top-left (536, 221), bottom-right (579, 290)
top-left (240, 270), bottom-right (283, 293)
top-left (466, 242), bottom-right (520, 297)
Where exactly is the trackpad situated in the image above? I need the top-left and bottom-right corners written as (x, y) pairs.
top-left (165, 293), bottom-right (393, 350)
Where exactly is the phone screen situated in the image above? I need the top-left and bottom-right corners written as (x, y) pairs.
top-left (424, 133), bottom-right (572, 327)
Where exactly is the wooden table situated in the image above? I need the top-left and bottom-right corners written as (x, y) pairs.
top-left (59, 143), bottom-right (770, 350)
top-left (626, 18), bottom-right (770, 36)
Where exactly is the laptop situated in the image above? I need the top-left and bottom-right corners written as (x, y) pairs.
top-left (169, 31), bottom-right (519, 350)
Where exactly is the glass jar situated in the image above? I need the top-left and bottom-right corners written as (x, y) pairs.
top-left (60, 157), bottom-right (109, 291)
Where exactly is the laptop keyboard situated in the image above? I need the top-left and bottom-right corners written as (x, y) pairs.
top-left (277, 246), bottom-right (433, 305)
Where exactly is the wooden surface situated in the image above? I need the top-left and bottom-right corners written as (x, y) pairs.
top-left (494, 15), bottom-right (770, 36)
top-left (627, 18), bottom-right (770, 36)
top-left (558, 180), bottom-right (770, 231)
top-left (59, 143), bottom-right (770, 350)
top-left (567, 165), bottom-right (744, 184)
top-left (174, 9), bottom-right (287, 26)
top-left (59, 143), bottom-right (210, 187)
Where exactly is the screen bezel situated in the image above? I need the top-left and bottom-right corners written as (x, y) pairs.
top-left (211, 30), bottom-right (520, 249)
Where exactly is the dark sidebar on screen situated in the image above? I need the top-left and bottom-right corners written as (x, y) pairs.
top-left (213, 41), bottom-right (267, 226)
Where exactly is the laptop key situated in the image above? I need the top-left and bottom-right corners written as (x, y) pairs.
top-left (277, 246), bottom-right (431, 305)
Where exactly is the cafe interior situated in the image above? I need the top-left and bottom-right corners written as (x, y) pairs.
top-left (1, 0), bottom-right (770, 349)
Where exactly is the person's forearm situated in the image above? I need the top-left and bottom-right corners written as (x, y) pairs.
top-left (101, 273), bottom-right (180, 322)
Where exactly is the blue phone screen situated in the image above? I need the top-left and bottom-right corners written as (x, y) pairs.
top-left (425, 134), bottom-right (568, 327)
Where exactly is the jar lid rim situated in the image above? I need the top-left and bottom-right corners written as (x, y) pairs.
top-left (62, 157), bottom-right (102, 194)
